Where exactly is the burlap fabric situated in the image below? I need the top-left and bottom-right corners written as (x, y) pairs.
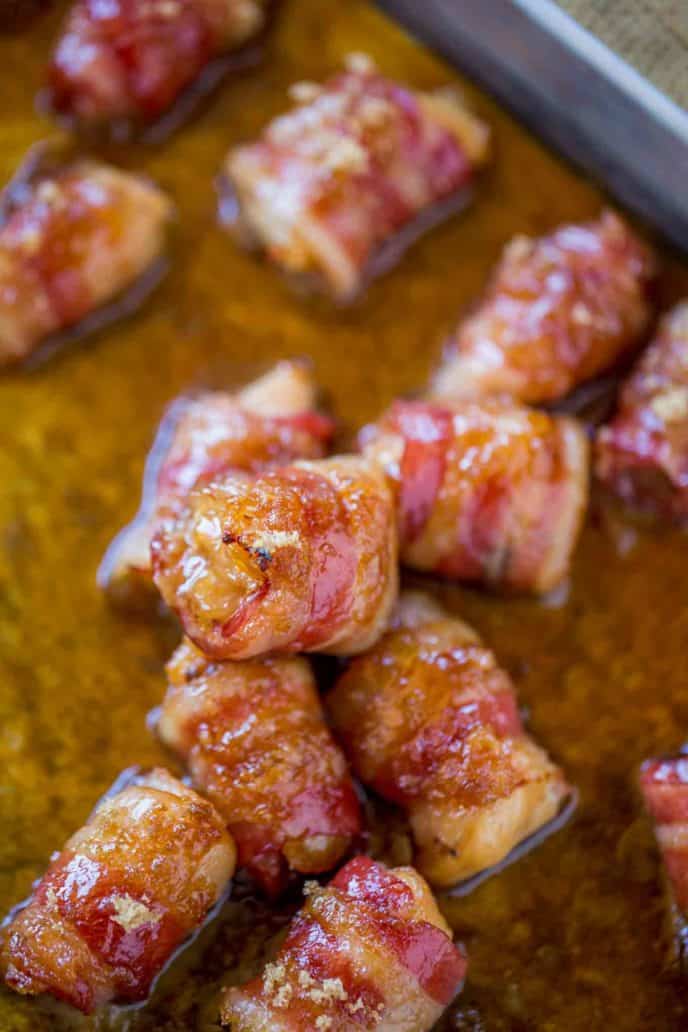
top-left (557, 1), bottom-right (688, 109)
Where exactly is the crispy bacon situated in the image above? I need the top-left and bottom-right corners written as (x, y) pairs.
top-left (0, 768), bottom-right (235, 1014)
top-left (151, 455), bottom-right (398, 659)
top-left (46, 0), bottom-right (268, 133)
top-left (361, 396), bottom-right (589, 593)
top-left (220, 856), bottom-right (467, 1030)
top-left (640, 755), bottom-right (688, 967)
top-left (158, 638), bottom-right (362, 896)
top-left (595, 302), bottom-right (688, 523)
top-left (432, 211), bottom-right (656, 404)
top-left (220, 52), bottom-right (489, 301)
top-left (327, 593), bottom-right (571, 888)
top-left (99, 360), bottom-right (334, 605)
top-left (0, 150), bottom-right (171, 366)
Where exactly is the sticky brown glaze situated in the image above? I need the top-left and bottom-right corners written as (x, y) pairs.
top-left (221, 52), bottom-right (489, 302)
top-left (327, 593), bottom-right (571, 888)
top-left (0, 152), bottom-right (171, 366)
top-left (220, 855), bottom-right (467, 1031)
top-left (46, 0), bottom-right (268, 134)
top-left (151, 455), bottom-right (398, 659)
top-left (0, 769), bottom-right (235, 1014)
top-left (596, 302), bottom-right (688, 523)
top-left (159, 638), bottom-right (361, 896)
top-left (99, 359), bottom-right (334, 605)
top-left (361, 396), bottom-right (589, 594)
top-left (432, 211), bottom-right (656, 405)
top-left (640, 755), bottom-right (688, 969)
top-left (0, 0), bottom-right (51, 31)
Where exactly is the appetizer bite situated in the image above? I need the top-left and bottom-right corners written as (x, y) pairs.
top-left (432, 211), bottom-right (656, 404)
top-left (0, 768), bottom-right (235, 1014)
top-left (361, 396), bottom-right (589, 594)
top-left (220, 856), bottom-right (468, 1030)
top-left (640, 755), bottom-right (688, 969)
top-left (0, 146), bottom-right (171, 367)
top-left (327, 593), bottom-right (572, 889)
top-left (220, 52), bottom-right (489, 301)
top-left (596, 302), bottom-right (688, 523)
top-left (45, 0), bottom-right (270, 136)
top-left (158, 638), bottom-right (362, 897)
top-left (152, 455), bottom-right (398, 659)
top-left (99, 359), bottom-right (334, 606)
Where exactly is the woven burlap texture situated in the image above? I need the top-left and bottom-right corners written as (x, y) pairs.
top-left (557, 0), bottom-right (688, 109)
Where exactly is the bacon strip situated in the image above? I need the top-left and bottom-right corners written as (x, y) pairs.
top-left (98, 360), bottom-right (334, 606)
top-left (640, 755), bottom-right (688, 971)
top-left (0, 148), bottom-right (172, 366)
top-left (220, 856), bottom-right (467, 1031)
top-left (221, 52), bottom-right (489, 301)
top-left (46, 0), bottom-right (268, 134)
top-left (432, 211), bottom-right (656, 405)
top-left (327, 593), bottom-right (571, 888)
top-left (596, 302), bottom-right (688, 523)
top-left (151, 455), bottom-right (398, 659)
top-left (158, 638), bottom-right (362, 897)
top-left (0, 769), bottom-right (235, 1014)
top-left (361, 397), bottom-right (589, 594)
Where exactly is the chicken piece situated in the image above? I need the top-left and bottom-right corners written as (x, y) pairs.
top-left (152, 455), bottom-right (398, 659)
top-left (596, 302), bottom-right (688, 523)
top-left (46, 0), bottom-right (269, 134)
top-left (98, 359), bottom-right (334, 605)
top-left (361, 396), bottom-right (589, 594)
top-left (0, 147), bottom-right (171, 366)
top-left (158, 638), bottom-right (362, 896)
top-left (432, 211), bottom-right (656, 405)
top-left (220, 52), bottom-right (489, 301)
top-left (640, 755), bottom-right (688, 969)
top-left (220, 855), bottom-right (467, 1031)
top-left (0, 768), bottom-right (235, 1014)
top-left (327, 593), bottom-right (572, 888)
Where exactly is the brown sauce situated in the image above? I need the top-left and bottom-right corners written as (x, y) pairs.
top-left (0, 1), bottom-right (687, 1029)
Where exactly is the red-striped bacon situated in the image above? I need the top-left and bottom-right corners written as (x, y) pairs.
top-left (596, 302), bottom-right (688, 523)
top-left (220, 856), bottom-right (467, 1031)
top-left (361, 396), bottom-right (589, 594)
top-left (158, 638), bottom-right (362, 896)
top-left (151, 455), bottom-right (398, 659)
top-left (221, 52), bottom-right (489, 301)
top-left (46, 0), bottom-right (268, 133)
top-left (0, 149), bottom-right (171, 366)
top-left (327, 593), bottom-right (572, 888)
top-left (0, 769), bottom-right (235, 1014)
top-left (98, 360), bottom-right (334, 606)
top-left (432, 211), bottom-right (656, 405)
top-left (640, 757), bottom-right (688, 923)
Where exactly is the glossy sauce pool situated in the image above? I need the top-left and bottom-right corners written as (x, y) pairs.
top-left (1, 2), bottom-right (688, 1030)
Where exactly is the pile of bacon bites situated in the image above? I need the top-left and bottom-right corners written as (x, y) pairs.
top-left (1, 3), bottom-right (688, 1029)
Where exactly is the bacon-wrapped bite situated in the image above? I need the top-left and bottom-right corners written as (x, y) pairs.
top-left (152, 455), bottom-right (398, 659)
top-left (432, 211), bottom-right (656, 405)
top-left (46, 0), bottom-right (269, 136)
top-left (158, 638), bottom-right (362, 897)
top-left (327, 593), bottom-right (572, 888)
top-left (99, 360), bottom-right (334, 605)
top-left (0, 148), bottom-right (171, 367)
top-left (221, 855), bottom-right (467, 1031)
top-left (640, 755), bottom-right (688, 968)
top-left (361, 396), bottom-right (589, 594)
top-left (220, 53), bottom-right (489, 302)
top-left (596, 303), bottom-right (688, 523)
top-left (0, 768), bottom-right (235, 1014)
